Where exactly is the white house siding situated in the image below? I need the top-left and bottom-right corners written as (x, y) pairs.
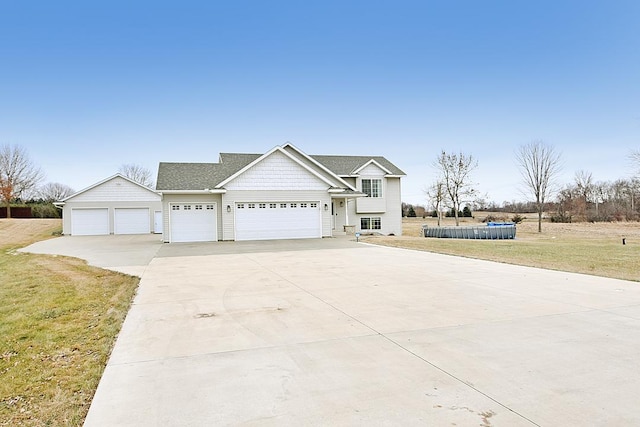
top-left (161, 194), bottom-right (222, 242)
top-left (345, 176), bottom-right (402, 236)
top-left (225, 150), bottom-right (329, 191)
top-left (383, 177), bottom-right (403, 235)
top-left (220, 151), bottom-right (333, 241)
top-left (70, 176), bottom-right (159, 202)
top-left (282, 145), bottom-right (345, 187)
top-left (222, 190), bottom-right (331, 240)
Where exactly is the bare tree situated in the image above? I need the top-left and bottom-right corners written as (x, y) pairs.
top-left (119, 164), bottom-right (154, 188)
top-left (630, 149), bottom-right (640, 177)
top-left (516, 140), bottom-right (562, 232)
top-left (38, 182), bottom-right (75, 202)
top-left (434, 151), bottom-right (478, 226)
top-left (574, 170), bottom-right (594, 219)
top-left (0, 144), bottom-right (44, 218)
top-left (425, 181), bottom-right (446, 226)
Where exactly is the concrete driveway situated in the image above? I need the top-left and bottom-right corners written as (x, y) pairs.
top-left (25, 236), bottom-right (640, 425)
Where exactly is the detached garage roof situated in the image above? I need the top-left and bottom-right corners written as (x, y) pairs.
top-left (156, 144), bottom-right (405, 191)
top-left (60, 173), bottom-right (160, 203)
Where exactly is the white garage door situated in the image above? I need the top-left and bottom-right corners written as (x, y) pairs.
top-left (71, 208), bottom-right (109, 236)
top-left (235, 202), bottom-right (321, 241)
top-left (170, 203), bottom-right (217, 243)
top-left (114, 208), bottom-right (150, 235)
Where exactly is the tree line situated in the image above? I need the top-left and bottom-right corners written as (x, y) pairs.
top-left (421, 141), bottom-right (639, 232)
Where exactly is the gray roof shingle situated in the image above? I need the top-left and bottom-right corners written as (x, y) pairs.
top-left (156, 151), bottom-right (404, 191)
top-left (311, 155), bottom-right (406, 176)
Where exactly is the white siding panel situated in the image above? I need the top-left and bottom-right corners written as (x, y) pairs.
top-left (114, 208), bottom-right (150, 235)
top-left (71, 176), bottom-right (160, 202)
top-left (359, 163), bottom-right (387, 176)
top-left (226, 151), bottom-right (328, 191)
top-left (71, 208), bottom-right (109, 236)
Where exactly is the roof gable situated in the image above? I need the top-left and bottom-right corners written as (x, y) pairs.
top-left (62, 174), bottom-right (160, 202)
top-left (223, 149), bottom-right (331, 191)
top-left (311, 155), bottom-right (406, 176)
top-left (216, 146), bottom-right (337, 189)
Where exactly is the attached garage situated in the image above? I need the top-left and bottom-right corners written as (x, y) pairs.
top-left (170, 203), bottom-right (217, 243)
top-left (235, 202), bottom-right (321, 241)
top-left (71, 208), bottom-right (109, 236)
top-left (114, 208), bottom-right (151, 235)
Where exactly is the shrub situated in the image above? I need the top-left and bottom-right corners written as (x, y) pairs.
top-left (30, 203), bottom-right (61, 218)
top-left (511, 214), bottom-right (525, 224)
top-left (550, 213), bottom-right (572, 223)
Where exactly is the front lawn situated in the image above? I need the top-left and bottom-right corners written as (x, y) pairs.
top-left (0, 219), bottom-right (139, 426)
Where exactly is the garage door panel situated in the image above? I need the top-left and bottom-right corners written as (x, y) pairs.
top-left (170, 203), bottom-right (217, 243)
top-left (71, 208), bottom-right (109, 236)
top-left (235, 202), bottom-right (321, 241)
top-left (114, 208), bottom-right (150, 235)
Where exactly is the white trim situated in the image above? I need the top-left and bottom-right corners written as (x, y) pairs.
top-left (351, 159), bottom-right (392, 175)
top-left (61, 173), bottom-right (159, 202)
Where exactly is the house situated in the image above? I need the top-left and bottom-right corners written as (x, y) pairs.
top-left (156, 143), bottom-right (405, 242)
top-left (57, 144), bottom-right (405, 242)
top-left (58, 174), bottom-right (162, 236)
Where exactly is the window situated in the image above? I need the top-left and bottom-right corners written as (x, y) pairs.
top-left (290, 203), bottom-right (297, 208)
top-left (300, 203), bottom-right (308, 208)
top-left (248, 203), bottom-right (256, 209)
top-left (269, 203), bottom-right (277, 209)
top-left (259, 203), bottom-right (266, 209)
top-left (184, 205), bottom-right (192, 210)
top-left (310, 203), bottom-right (318, 208)
top-left (361, 217), bottom-right (382, 230)
top-left (362, 179), bottom-right (382, 198)
top-left (195, 205), bottom-right (203, 210)
top-left (237, 204), bottom-right (244, 209)
top-left (172, 205), bottom-right (180, 210)
top-left (280, 203), bottom-right (287, 208)
top-left (206, 205), bottom-right (215, 210)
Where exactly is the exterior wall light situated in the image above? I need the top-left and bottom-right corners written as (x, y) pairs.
top-left (226, 205), bottom-right (231, 212)
top-left (324, 204), bottom-right (329, 211)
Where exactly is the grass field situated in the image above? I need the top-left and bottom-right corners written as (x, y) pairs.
top-left (0, 219), bottom-right (139, 426)
top-left (364, 215), bottom-right (640, 282)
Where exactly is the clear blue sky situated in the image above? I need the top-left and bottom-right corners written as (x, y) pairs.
top-left (2, 1), bottom-right (639, 205)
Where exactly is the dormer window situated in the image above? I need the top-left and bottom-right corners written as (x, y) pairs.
top-left (362, 179), bottom-right (382, 198)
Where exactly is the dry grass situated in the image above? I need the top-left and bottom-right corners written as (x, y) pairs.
top-left (364, 216), bottom-right (640, 282)
top-left (0, 219), bottom-right (139, 426)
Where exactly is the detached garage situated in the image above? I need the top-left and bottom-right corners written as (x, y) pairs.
top-left (58, 174), bottom-right (162, 236)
